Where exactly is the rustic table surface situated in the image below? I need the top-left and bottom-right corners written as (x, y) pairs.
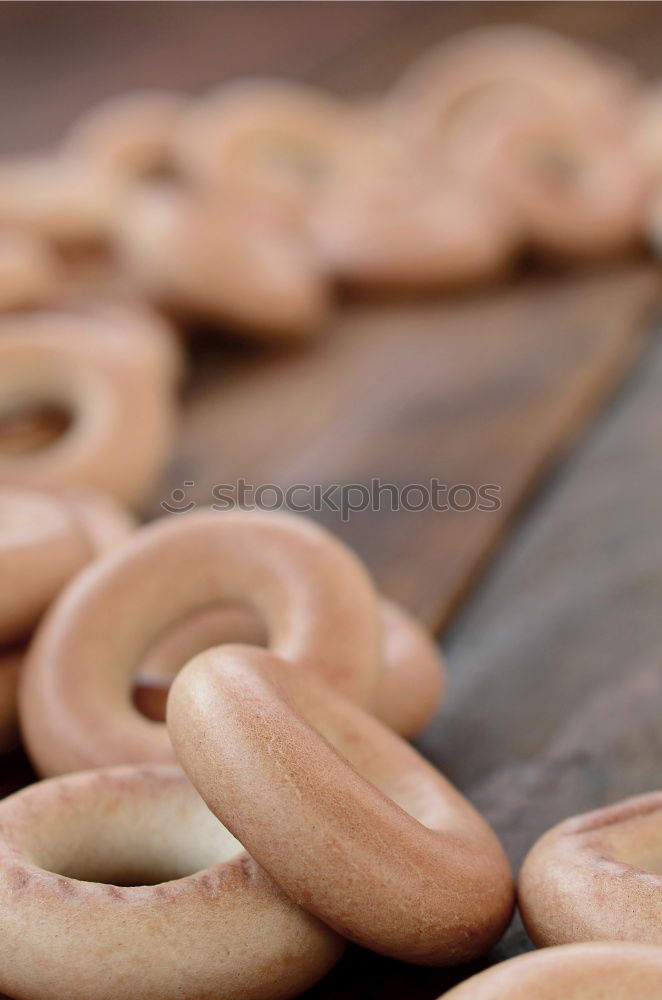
top-left (1, 3), bottom-right (661, 997)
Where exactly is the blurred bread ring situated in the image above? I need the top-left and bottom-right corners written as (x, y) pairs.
top-left (0, 305), bottom-right (179, 505)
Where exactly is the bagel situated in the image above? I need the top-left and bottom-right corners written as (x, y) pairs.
top-left (310, 173), bottom-right (517, 290)
top-left (0, 155), bottom-right (125, 243)
top-left (388, 25), bottom-right (637, 150)
top-left (167, 644), bottom-right (514, 965)
top-left (0, 485), bottom-right (133, 753)
top-left (0, 306), bottom-right (178, 505)
top-left (64, 89), bottom-right (187, 177)
top-left (0, 764), bottom-right (344, 1000)
top-left (440, 942), bottom-right (662, 999)
top-left (175, 79), bottom-right (371, 218)
top-left (441, 102), bottom-right (647, 260)
top-left (518, 791), bottom-right (662, 947)
top-left (20, 509), bottom-right (382, 776)
top-left (0, 228), bottom-right (57, 312)
top-left (0, 485), bottom-right (134, 645)
top-left (134, 595), bottom-right (444, 739)
top-left (115, 184), bottom-right (330, 340)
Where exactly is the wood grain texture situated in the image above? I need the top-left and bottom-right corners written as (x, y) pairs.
top-left (427, 313), bottom-right (662, 805)
top-left (149, 264), bottom-right (659, 629)
top-left (418, 318), bottom-right (662, 973)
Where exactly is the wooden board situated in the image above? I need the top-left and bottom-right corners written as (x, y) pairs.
top-left (149, 264), bottom-right (659, 630)
top-left (420, 310), bottom-right (662, 970)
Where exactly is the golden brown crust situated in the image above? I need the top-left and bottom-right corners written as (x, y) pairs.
top-left (387, 26), bottom-right (646, 262)
top-left (0, 156), bottom-right (125, 243)
top-left (0, 486), bottom-right (133, 645)
top-left (115, 184), bottom-right (330, 340)
top-left (167, 645), bottom-right (514, 965)
top-left (0, 764), bottom-right (343, 1000)
top-left (64, 90), bottom-right (187, 177)
top-left (388, 25), bottom-right (638, 147)
top-left (20, 510), bottom-right (382, 776)
top-left (0, 485), bottom-right (133, 751)
top-left (175, 79), bottom-right (370, 218)
top-left (310, 173), bottom-right (518, 290)
top-left (0, 307), bottom-right (178, 505)
top-left (518, 791), bottom-right (662, 947)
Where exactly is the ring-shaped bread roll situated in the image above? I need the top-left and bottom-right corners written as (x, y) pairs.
top-left (442, 104), bottom-right (647, 260)
top-left (388, 25), bottom-right (637, 150)
top-left (134, 596), bottom-right (444, 739)
top-left (0, 155), bottom-right (125, 243)
top-left (116, 185), bottom-right (330, 340)
top-left (0, 485), bottom-right (133, 645)
top-left (0, 485), bottom-right (133, 753)
top-left (0, 764), bottom-right (344, 1000)
top-left (167, 645), bottom-right (514, 965)
top-left (53, 298), bottom-right (185, 385)
top-left (439, 942), bottom-right (662, 999)
top-left (0, 307), bottom-right (178, 505)
top-left (20, 510), bottom-right (382, 776)
top-left (518, 791), bottom-right (662, 947)
top-left (64, 89), bottom-right (187, 178)
top-left (0, 228), bottom-right (57, 312)
top-left (176, 79), bottom-right (371, 218)
top-left (310, 174), bottom-right (517, 290)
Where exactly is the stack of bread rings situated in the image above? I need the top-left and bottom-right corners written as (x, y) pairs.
top-left (0, 502), bottom-right (660, 998)
top-left (1, 507), bottom-right (514, 999)
top-left (1, 20), bottom-right (661, 1000)
top-left (0, 304), bottom-right (180, 506)
top-left (1, 24), bottom-right (662, 344)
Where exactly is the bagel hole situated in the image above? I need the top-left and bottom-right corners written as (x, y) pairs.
top-left (612, 843), bottom-right (662, 876)
top-left (603, 811), bottom-right (662, 875)
top-left (133, 601), bottom-right (268, 722)
top-left (36, 781), bottom-right (244, 887)
top-left (0, 401), bottom-right (73, 455)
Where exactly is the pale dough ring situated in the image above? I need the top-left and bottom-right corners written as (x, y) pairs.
top-left (19, 509), bottom-right (382, 776)
top-left (0, 764), bottom-right (344, 1000)
top-left (518, 791), bottom-right (662, 947)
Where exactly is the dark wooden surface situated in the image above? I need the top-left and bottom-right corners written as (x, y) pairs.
top-left (1, 4), bottom-right (662, 998)
top-left (156, 264), bottom-right (658, 630)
